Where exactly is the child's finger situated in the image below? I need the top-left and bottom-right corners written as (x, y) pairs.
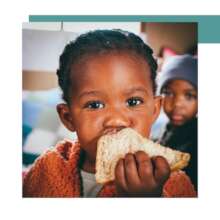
top-left (152, 156), bottom-right (170, 184)
top-left (124, 153), bottom-right (140, 188)
top-left (134, 151), bottom-right (155, 185)
top-left (115, 158), bottom-right (128, 191)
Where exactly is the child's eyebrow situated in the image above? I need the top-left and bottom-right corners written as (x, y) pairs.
top-left (78, 90), bottom-right (104, 99)
top-left (78, 87), bottom-right (150, 100)
top-left (185, 89), bottom-right (197, 93)
top-left (124, 87), bottom-right (150, 96)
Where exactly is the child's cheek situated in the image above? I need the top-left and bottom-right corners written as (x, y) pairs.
top-left (163, 99), bottom-right (172, 113)
top-left (75, 113), bottom-right (104, 143)
top-left (128, 110), bottom-right (155, 138)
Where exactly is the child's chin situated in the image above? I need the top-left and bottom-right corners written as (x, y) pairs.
top-left (171, 119), bottom-right (185, 126)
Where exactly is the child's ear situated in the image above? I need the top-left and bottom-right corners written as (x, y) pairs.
top-left (56, 103), bottom-right (75, 132)
top-left (151, 96), bottom-right (162, 124)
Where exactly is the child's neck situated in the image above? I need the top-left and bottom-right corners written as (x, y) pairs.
top-left (81, 156), bottom-right (96, 174)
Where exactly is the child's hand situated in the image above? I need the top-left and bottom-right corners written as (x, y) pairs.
top-left (114, 151), bottom-right (170, 197)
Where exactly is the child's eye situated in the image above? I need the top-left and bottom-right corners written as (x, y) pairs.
top-left (126, 97), bottom-right (143, 107)
top-left (84, 101), bottom-right (105, 109)
top-left (185, 93), bottom-right (197, 100)
top-left (162, 90), bottom-right (174, 98)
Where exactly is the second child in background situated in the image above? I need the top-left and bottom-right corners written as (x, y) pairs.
top-left (158, 55), bottom-right (198, 189)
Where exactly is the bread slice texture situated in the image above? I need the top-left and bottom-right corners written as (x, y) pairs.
top-left (95, 128), bottom-right (190, 184)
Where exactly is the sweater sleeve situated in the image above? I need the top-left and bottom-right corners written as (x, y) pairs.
top-left (97, 172), bottom-right (197, 198)
top-left (162, 171), bottom-right (197, 197)
top-left (23, 151), bottom-right (52, 197)
top-left (22, 149), bottom-right (79, 197)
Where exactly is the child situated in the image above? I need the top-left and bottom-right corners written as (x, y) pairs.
top-left (158, 55), bottom-right (198, 189)
top-left (23, 30), bottom-right (196, 197)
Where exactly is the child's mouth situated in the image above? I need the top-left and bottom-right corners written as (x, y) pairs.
top-left (171, 115), bottom-right (183, 121)
top-left (171, 114), bottom-right (185, 125)
top-left (102, 128), bottom-right (123, 136)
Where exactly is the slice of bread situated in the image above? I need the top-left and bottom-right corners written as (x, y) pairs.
top-left (95, 128), bottom-right (190, 184)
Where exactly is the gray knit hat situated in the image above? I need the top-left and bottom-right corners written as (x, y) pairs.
top-left (157, 55), bottom-right (197, 94)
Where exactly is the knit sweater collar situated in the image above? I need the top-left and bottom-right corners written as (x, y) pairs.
top-left (54, 139), bottom-right (117, 197)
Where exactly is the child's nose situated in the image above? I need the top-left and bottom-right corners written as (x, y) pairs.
top-left (103, 108), bottom-right (131, 130)
top-left (173, 96), bottom-right (185, 107)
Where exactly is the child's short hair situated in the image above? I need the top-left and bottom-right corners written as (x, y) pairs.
top-left (56, 29), bottom-right (158, 104)
top-left (157, 54), bottom-right (198, 94)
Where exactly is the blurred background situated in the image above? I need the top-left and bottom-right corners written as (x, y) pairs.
top-left (22, 22), bottom-right (197, 168)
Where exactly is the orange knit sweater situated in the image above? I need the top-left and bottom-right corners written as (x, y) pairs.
top-left (23, 139), bottom-right (197, 197)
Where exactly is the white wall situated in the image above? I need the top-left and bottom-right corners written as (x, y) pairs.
top-left (22, 29), bottom-right (78, 72)
top-left (22, 22), bottom-right (141, 72)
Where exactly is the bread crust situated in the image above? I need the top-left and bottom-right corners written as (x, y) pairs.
top-left (95, 128), bottom-right (190, 184)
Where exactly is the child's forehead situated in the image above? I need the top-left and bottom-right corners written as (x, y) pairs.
top-left (166, 79), bottom-right (197, 90)
top-left (70, 51), bottom-right (150, 81)
top-left (72, 50), bottom-right (146, 67)
top-left (69, 52), bottom-right (153, 94)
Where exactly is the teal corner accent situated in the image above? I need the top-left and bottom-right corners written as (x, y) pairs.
top-left (29, 15), bottom-right (220, 43)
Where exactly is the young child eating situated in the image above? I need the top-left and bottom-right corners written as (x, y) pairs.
top-left (23, 30), bottom-right (196, 197)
